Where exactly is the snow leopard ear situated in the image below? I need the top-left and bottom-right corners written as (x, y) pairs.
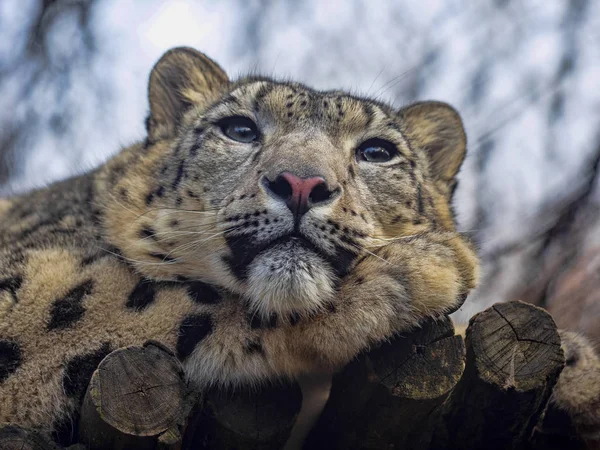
top-left (147, 47), bottom-right (229, 142)
top-left (398, 101), bottom-right (467, 185)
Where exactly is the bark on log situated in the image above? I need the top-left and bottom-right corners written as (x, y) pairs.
top-left (0, 425), bottom-right (61, 450)
top-left (430, 301), bottom-right (565, 450)
top-left (181, 382), bottom-right (302, 450)
top-left (78, 341), bottom-right (191, 450)
top-left (306, 316), bottom-right (465, 449)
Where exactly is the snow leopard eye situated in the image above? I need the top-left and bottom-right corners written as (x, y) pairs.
top-left (218, 116), bottom-right (259, 143)
top-left (356, 138), bottom-right (398, 163)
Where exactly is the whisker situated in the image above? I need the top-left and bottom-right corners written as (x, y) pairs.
top-left (137, 228), bottom-right (223, 244)
top-left (368, 233), bottom-right (423, 243)
top-left (131, 207), bottom-right (219, 224)
top-left (162, 227), bottom-right (241, 259)
top-left (96, 245), bottom-right (179, 266)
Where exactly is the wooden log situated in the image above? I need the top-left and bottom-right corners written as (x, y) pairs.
top-left (181, 382), bottom-right (302, 450)
top-left (78, 341), bottom-right (191, 450)
top-left (430, 301), bottom-right (565, 449)
top-left (0, 424), bottom-right (61, 450)
top-left (306, 316), bottom-right (465, 449)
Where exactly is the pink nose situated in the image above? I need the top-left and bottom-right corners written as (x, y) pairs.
top-left (263, 171), bottom-right (335, 217)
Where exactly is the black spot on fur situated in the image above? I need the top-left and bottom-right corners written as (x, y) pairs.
top-left (149, 252), bottom-right (176, 263)
top-left (175, 196), bottom-right (183, 207)
top-left (268, 312), bottom-right (278, 328)
top-left (289, 312), bottom-right (300, 326)
top-left (139, 226), bottom-right (156, 240)
top-left (348, 165), bottom-right (356, 179)
top-left (126, 280), bottom-right (156, 311)
top-left (62, 342), bottom-right (112, 401)
top-left (189, 142), bottom-right (202, 157)
top-left (0, 340), bottom-right (21, 383)
top-left (145, 192), bottom-right (154, 206)
top-left (222, 254), bottom-right (248, 280)
top-left (248, 312), bottom-right (278, 330)
top-left (176, 314), bottom-right (213, 360)
top-left (172, 160), bottom-right (186, 189)
top-left (566, 353), bottom-right (579, 367)
top-left (331, 246), bottom-right (360, 278)
top-left (416, 184), bottom-right (424, 215)
top-left (48, 280), bottom-right (94, 330)
top-left (287, 112), bottom-right (293, 118)
top-left (248, 313), bottom-right (262, 329)
top-left (186, 281), bottom-right (221, 304)
top-left (0, 276), bottom-right (22, 297)
top-left (244, 339), bottom-right (265, 355)
top-left (144, 114), bottom-right (152, 133)
top-left (391, 215), bottom-right (409, 224)
top-left (156, 186), bottom-right (165, 198)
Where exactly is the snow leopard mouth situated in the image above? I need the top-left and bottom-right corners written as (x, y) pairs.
top-left (224, 231), bottom-right (357, 281)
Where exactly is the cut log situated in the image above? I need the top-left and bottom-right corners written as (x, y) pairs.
top-left (181, 382), bottom-right (302, 450)
top-left (307, 316), bottom-right (465, 449)
top-left (78, 341), bottom-right (191, 450)
top-left (0, 425), bottom-right (61, 450)
top-left (430, 301), bottom-right (565, 449)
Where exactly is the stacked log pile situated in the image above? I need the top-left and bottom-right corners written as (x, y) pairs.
top-left (2, 301), bottom-right (586, 450)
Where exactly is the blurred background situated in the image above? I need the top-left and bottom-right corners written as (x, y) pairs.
top-left (1, 0), bottom-right (599, 346)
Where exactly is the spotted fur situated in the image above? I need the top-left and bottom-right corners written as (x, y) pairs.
top-left (550, 331), bottom-right (600, 443)
top-left (0, 47), bottom-right (478, 443)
